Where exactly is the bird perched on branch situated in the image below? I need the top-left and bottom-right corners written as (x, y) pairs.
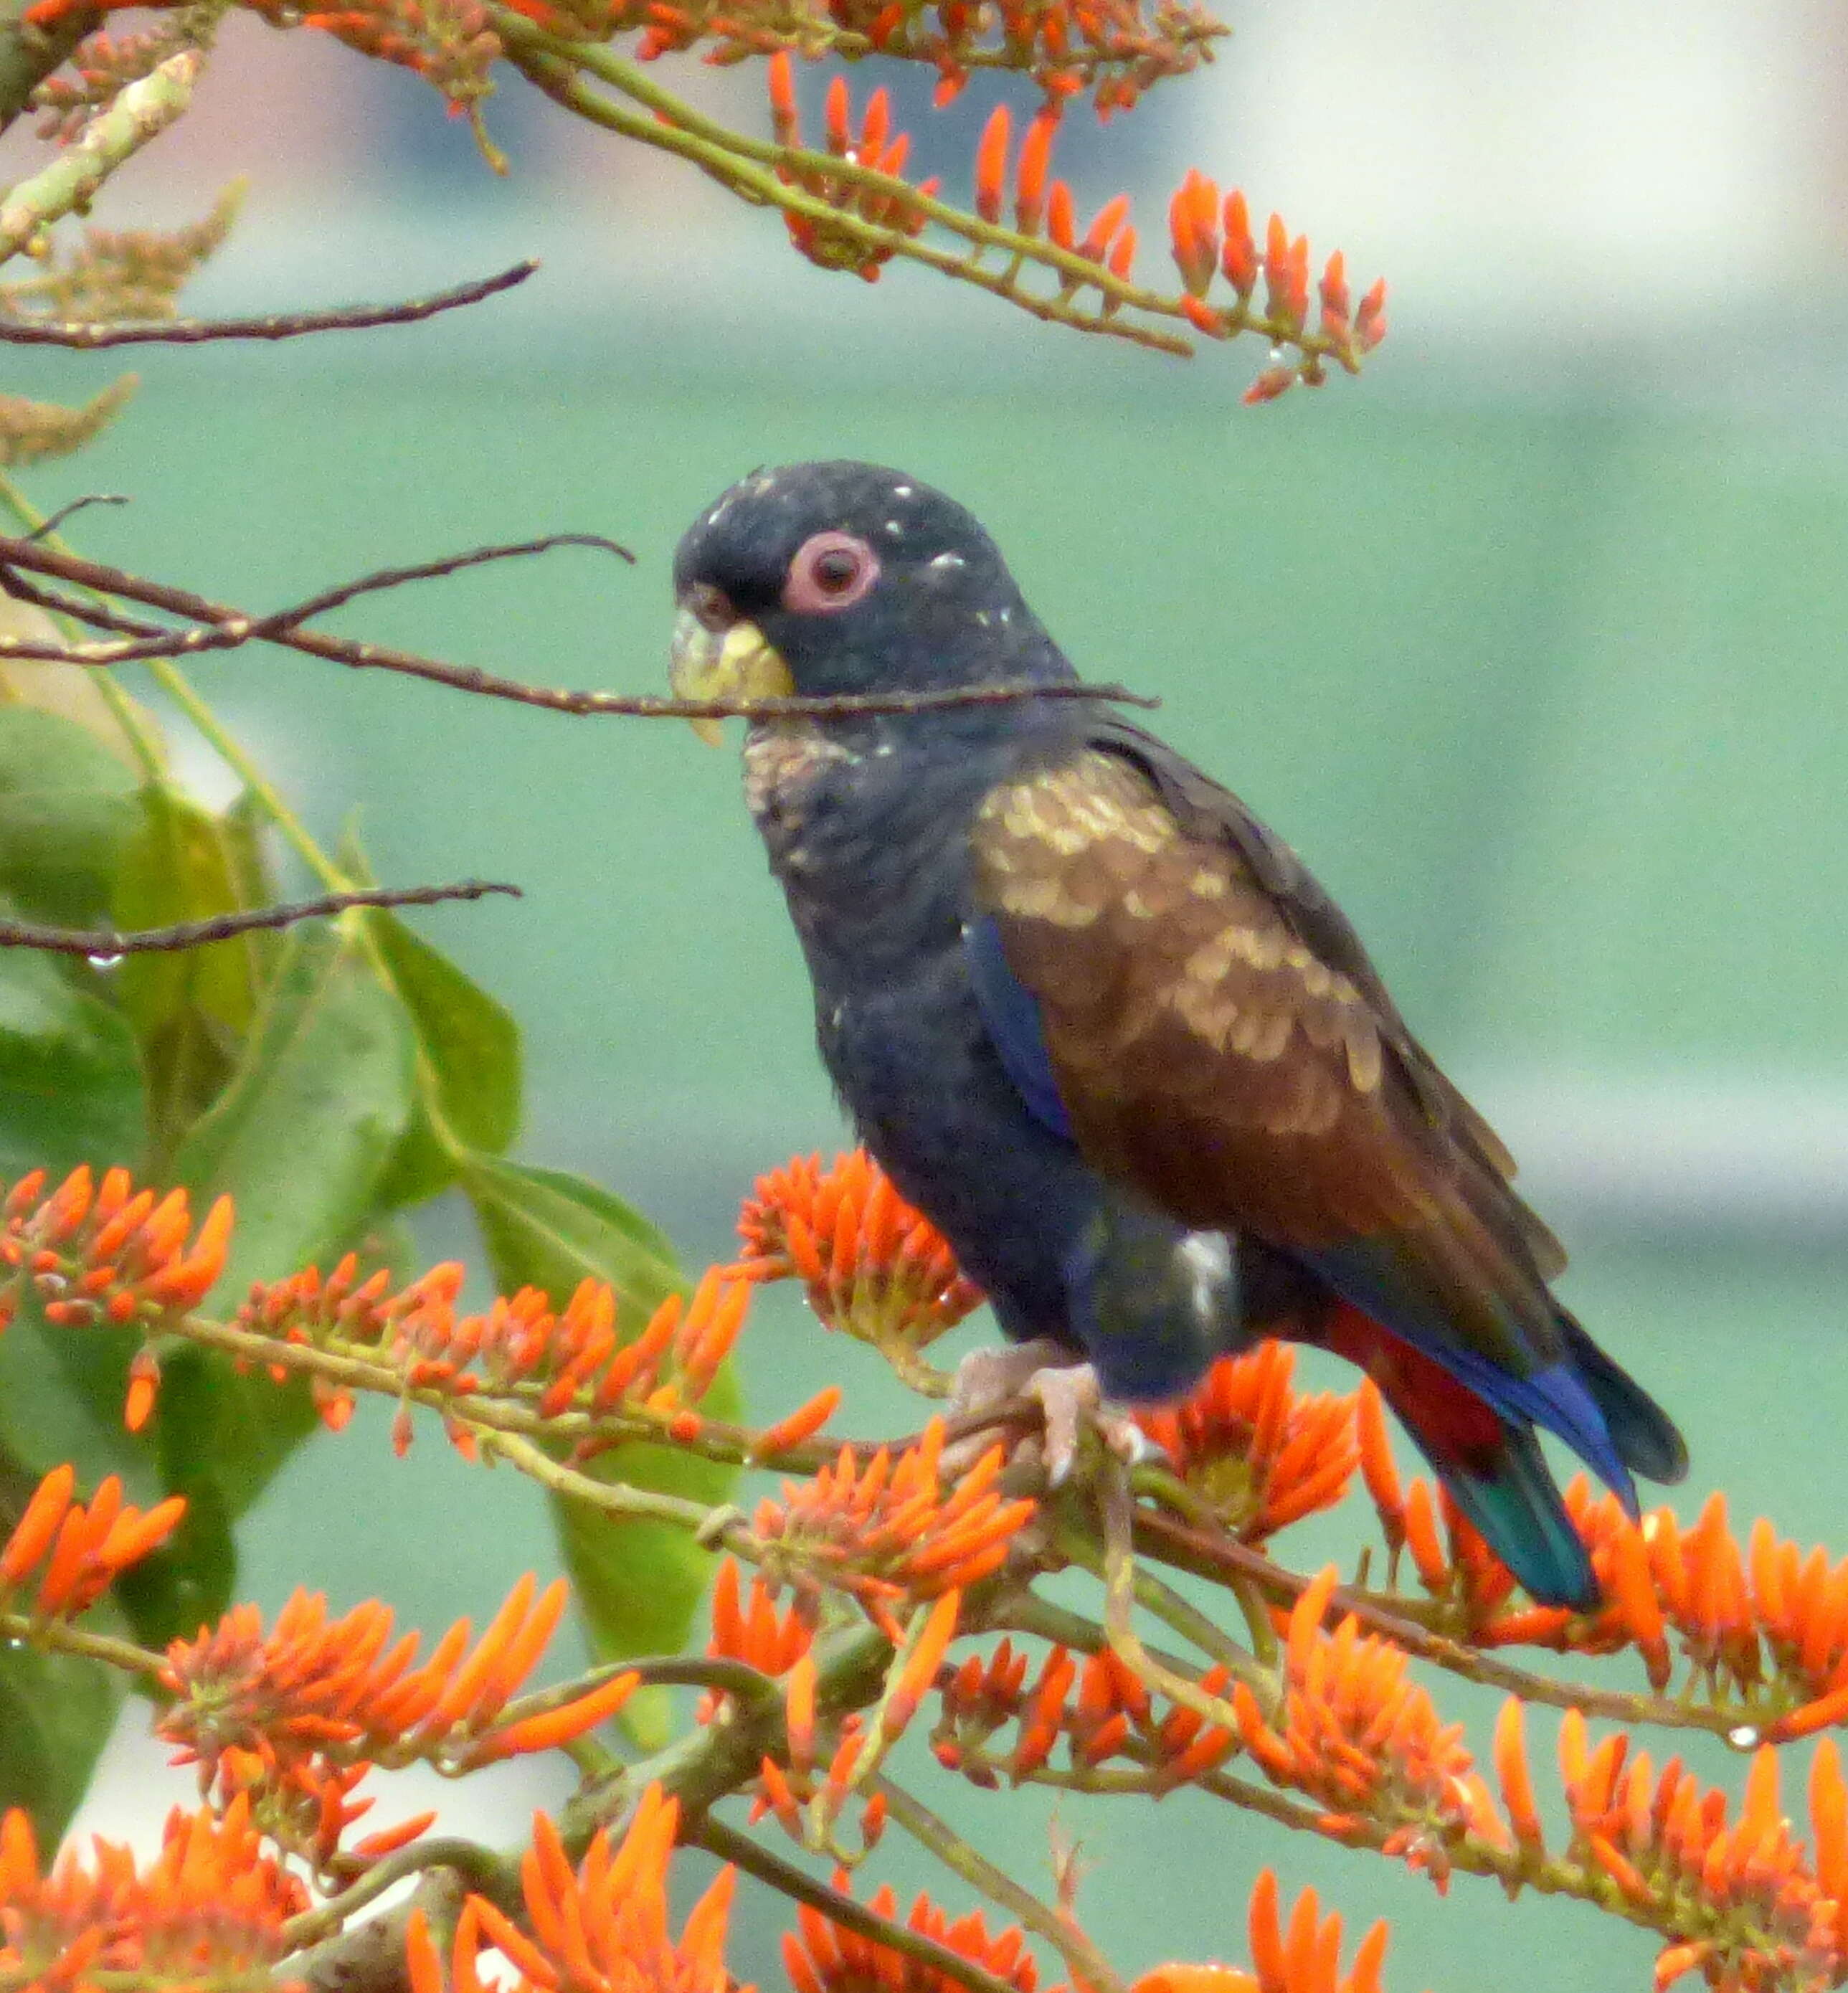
top-left (668, 460), bottom-right (1685, 1607)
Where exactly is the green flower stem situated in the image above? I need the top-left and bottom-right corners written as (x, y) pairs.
top-left (1053, 1494), bottom-right (1266, 1696)
top-left (280, 1837), bottom-right (521, 1950)
top-left (0, 1606), bottom-right (169, 1680)
top-left (498, 22), bottom-right (1355, 369)
top-left (874, 1772), bottom-right (1129, 1993)
top-left (141, 657), bottom-right (348, 890)
top-left (0, 475), bottom-right (169, 783)
top-left (0, 55), bottom-right (202, 262)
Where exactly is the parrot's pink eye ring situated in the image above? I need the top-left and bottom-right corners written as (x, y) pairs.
top-left (784, 531), bottom-right (879, 614)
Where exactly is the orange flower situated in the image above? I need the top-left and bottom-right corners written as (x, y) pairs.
top-left (161, 1575), bottom-right (634, 1860)
top-left (0, 1464), bottom-right (186, 1622)
top-left (1134, 1868), bottom-right (1392, 1993)
top-left (1, 1167), bottom-right (232, 1423)
top-left (408, 1786), bottom-right (739, 1993)
top-left (0, 1796), bottom-right (306, 1990)
top-left (751, 1419), bottom-right (1036, 1620)
top-left (784, 1880), bottom-right (1039, 1993)
top-left (932, 1638), bottom-right (1235, 1790)
top-left (707, 1554), bottom-right (817, 1677)
top-left (764, 62), bottom-right (938, 283)
top-left (24, 0), bottom-right (498, 105)
top-left (734, 1151), bottom-right (983, 1373)
top-left (1133, 1343), bottom-right (1358, 1539)
top-left (242, 1258), bottom-right (751, 1450)
top-left (1551, 1717), bottom-right (1848, 1989)
top-left (1232, 1569), bottom-right (1499, 1881)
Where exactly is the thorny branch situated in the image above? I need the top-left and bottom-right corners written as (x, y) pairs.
top-left (0, 879), bottom-right (521, 956)
top-left (0, 528), bottom-right (1160, 719)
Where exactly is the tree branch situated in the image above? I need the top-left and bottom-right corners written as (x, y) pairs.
top-left (0, 879), bottom-right (521, 957)
top-left (0, 529), bottom-right (1158, 719)
top-left (0, 260), bottom-right (538, 346)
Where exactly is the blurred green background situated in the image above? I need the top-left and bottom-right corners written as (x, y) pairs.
top-left (7, 23), bottom-right (1847, 1989)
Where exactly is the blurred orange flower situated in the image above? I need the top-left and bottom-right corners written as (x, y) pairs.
top-left (1134, 1867), bottom-right (1390, 1993)
top-left (0, 1463), bottom-right (185, 1622)
top-left (1232, 1569), bottom-right (1500, 1883)
top-left (0, 1796), bottom-right (306, 1992)
top-left (785, 1880), bottom-right (1040, 1993)
top-left (407, 1786), bottom-right (738, 1993)
top-left (161, 1574), bottom-right (634, 1862)
top-left (1, 1166), bottom-right (232, 1426)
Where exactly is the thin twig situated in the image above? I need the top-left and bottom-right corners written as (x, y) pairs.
top-left (0, 260), bottom-right (538, 346)
top-left (694, 1814), bottom-right (1030, 1993)
top-left (0, 530), bottom-right (1158, 718)
top-left (0, 880), bottom-right (521, 957)
top-left (875, 1774), bottom-right (1129, 1993)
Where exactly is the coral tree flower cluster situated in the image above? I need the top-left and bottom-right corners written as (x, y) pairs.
top-left (933, 1634), bottom-right (1238, 1789)
top-left (240, 1254), bottom-right (753, 1453)
top-left (405, 1786), bottom-right (736, 1993)
top-left (0, 1799), bottom-right (307, 1993)
top-left (764, 59), bottom-right (938, 281)
top-left (751, 1417), bottom-right (1036, 1619)
top-left (159, 1575), bottom-right (636, 1867)
top-left (0, 1463), bottom-right (186, 1622)
top-left (1134, 1343), bottom-right (1360, 1539)
top-left (1233, 1571), bottom-right (1499, 1881)
top-left (735, 1147), bottom-right (983, 1363)
top-left (0, 1167), bottom-right (230, 1428)
top-left (786, 1884), bottom-right (1042, 1993)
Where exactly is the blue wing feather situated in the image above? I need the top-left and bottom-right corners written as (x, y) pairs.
top-left (964, 914), bottom-right (1073, 1139)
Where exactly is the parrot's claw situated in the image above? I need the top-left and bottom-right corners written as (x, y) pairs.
top-left (947, 1341), bottom-right (1161, 1485)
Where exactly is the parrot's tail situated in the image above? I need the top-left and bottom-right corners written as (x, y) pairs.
top-left (1553, 1305), bottom-right (1689, 1485)
top-left (1318, 1300), bottom-right (1599, 1609)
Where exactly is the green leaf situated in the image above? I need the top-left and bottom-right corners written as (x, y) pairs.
top-left (0, 945), bottom-right (146, 1183)
top-left (112, 785), bottom-right (275, 1168)
top-left (0, 1636), bottom-right (123, 1842)
top-left (175, 917), bottom-right (417, 1300)
top-left (370, 909), bottom-right (521, 1210)
top-left (552, 1426), bottom-right (739, 1748)
top-left (463, 1157), bottom-right (682, 1317)
top-left (462, 1155), bottom-right (737, 1736)
top-left (0, 1326), bottom-right (155, 1499)
top-left (0, 706), bottom-right (138, 924)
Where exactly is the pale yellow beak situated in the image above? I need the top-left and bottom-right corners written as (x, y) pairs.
top-left (668, 607), bottom-right (795, 747)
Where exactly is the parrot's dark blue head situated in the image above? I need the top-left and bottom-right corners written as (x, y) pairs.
top-left (669, 461), bottom-right (1072, 726)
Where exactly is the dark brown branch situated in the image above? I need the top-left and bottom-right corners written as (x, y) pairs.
top-left (0, 880), bottom-right (520, 957)
top-left (0, 531), bottom-right (1160, 719)
top-left (0, 260), bottom-right (538, 348)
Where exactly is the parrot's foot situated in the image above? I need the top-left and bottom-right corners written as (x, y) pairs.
top-left (947, 1340), bottom-right (1162, 1486)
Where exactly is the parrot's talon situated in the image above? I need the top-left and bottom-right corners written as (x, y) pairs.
top-left (947, 1343), bottom-right (1152, 1486)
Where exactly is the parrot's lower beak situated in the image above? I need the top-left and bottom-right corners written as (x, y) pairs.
top-left (668, 607), bottom-right (795, 747)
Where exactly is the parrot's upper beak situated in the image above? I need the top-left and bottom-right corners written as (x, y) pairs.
top-left (668, 600), bottom-right (795, 747)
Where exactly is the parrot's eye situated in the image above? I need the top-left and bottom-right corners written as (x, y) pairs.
top-left (784, 532), bottom-right (879, 614)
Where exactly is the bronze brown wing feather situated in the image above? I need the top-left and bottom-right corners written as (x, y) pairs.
top-left (969, 739), bottom-right (1568, 1368)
